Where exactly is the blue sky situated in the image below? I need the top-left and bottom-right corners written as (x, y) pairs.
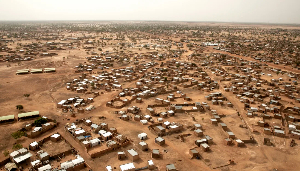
top-left (0, 0), bottom-right (299, 24)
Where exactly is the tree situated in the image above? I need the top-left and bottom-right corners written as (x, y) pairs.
top-left (34, 117), bottom-right (48, 127)
top-left (16, 105), bottom-right (23, 110)
top-left (23, 94), bottom-right (30, 97)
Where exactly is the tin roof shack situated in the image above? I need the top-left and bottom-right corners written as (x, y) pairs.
top-left (151, 149), bottom-right (160, 158)
top-left (138, 141), bottom-right (148, 151)
top-left (155, 137), bottom-right (165, 146)
top-left (29, 141), bottom-right (39, 151)
top-left (224, 138), bottom-right (233, 145)
top-left (205, 135), bottom-right (213, 144)
top-left (61, 155), bottom-right (85, 171)
top-left (138, 133), bottom-right (147, 140)
top-left (154, 125), bottom-right (166, 134)
top-left (219, 123), bottom-right (228, 131)
top-left (10, 148), bottom-right (32, 164)
top-left (120, 162), bottom-right (135, 171)
top-left (194, 129), bottom-right (203, 137)
top-left (166, 164), bottom-right (176, 171)
top-left (17, 111), bottom-right (39, 120)
top-left (31, 159), bottom-right (42, 169)
top-left (38, 164), bottom-right (52, 171)
top-left (195, 139), bottom-right (207, 147)
top-left (200, 143), bottom-right (210, 152)
top-left (227, 132), bottom-right (236, 139)
top-left (264, 128), bottom-right (272, 135)
top-left (148, 160), bottom-right (156, 170)
top-left (39, 152), bottom-right (50, 162)
top-left (118, 151), bottom-right (126, 160)
top-left (274, 129), bottom-right (285, 138)
top-left (61, 161), bottom-right (74, 171)
top-left (0, 114), bottom-right (15, 123)
top-left (189, 148), bottom-right (200, 158)
top-left (5, 162), bottom-right (18, 171)
top-left (235, 139), bottom-right (245, 147)
top-left (127, 149), bottom-right (139, 162)
top-left (290, 131), bottom-right (300, 140)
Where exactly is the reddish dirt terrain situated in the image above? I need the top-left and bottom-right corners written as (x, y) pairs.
top-left (0, 22), bottom-right (300, 171)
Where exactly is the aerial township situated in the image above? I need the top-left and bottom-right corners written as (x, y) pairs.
top-left (0, 21), bottom-right (300, 171)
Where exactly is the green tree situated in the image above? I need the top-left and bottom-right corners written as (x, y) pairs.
top-left (16, 105), bottom-right (23, 110)
top-left (34, 117), bottom-right (48, 127)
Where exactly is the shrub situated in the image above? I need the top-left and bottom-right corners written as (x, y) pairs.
top-left (12, 144), bottom-right (23, 150)
top-left (3, 150), bottom-right (9, 157)
top-left (11, 131), bottom-right (26, 139)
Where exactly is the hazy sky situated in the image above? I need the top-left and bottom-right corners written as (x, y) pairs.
top-left (0, 0), bottom-right (299, 24)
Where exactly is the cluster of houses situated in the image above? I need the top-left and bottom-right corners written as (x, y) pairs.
top-left (202, 53), bottom-right (300, 142)
top-left (4, 132), bottom-right (87, 171)
top-left (57, 96), bottom-right (96, 113)
top-left (65, 118), bottom-right (130, 157)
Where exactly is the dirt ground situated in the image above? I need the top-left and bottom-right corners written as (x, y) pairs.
top-left (0, 22), bottom-right (300, 171)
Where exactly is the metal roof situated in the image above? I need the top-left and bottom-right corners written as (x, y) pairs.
top-left (18, 111), bottom-right (39, 118)
top-left (127, 149), bottom-right (138, 156)
top-left (0, 115), bottom-right (14, 121)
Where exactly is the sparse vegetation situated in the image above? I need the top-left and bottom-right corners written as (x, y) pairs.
top-left (12, 143), bottom-right (23, 150)
top-left (11, 131), bottom-right (26, 139)
top-left (3, 150), bottom-right (9, 157)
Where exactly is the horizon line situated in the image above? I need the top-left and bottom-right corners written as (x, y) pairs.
top-left (0, 20), bottom-right (299, 26)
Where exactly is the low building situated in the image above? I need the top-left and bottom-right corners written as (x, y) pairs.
top-left (31, 160), bottom-right (42, 169)
top-left (50, 133), bottom-right (61, 142)
top-left (0, 115), bottom-right (15, 123)
top-left (127, 149), bottom-right (139, 161)
top-left (148, 160), bottom-right (155, 170)
top-left (38, 164), bottom-right (51, 171)
top-left (155, 137), bottom-right (165, 146)
top-left (194, 129), bottom-right (203, 137)
top-left (120, 162), bottom-right (135, 171)
top-left (118, 151), bottom-right (126, 160)
top-left (200, 143), bottom-right (210, 152)
top-left (138, 133), bottom-right (147, 140)
top-left (5, 163), bottom-right (17, 171)
top-left (39, 152), bottom-right (50, 162)
top-left (17, 111), bottom-right (39, 120)
top-left (138, 141), bottom-right (148, 151)
top-left (189, 149), bottom-right (200, 158)
top-left (151, 149), bottom-right (160, 158)
top-left (29, 141), bottom-right (39, 150)
top-left (166, 164), bottom-right (176, 171)
top-left (235, 139), bottom-right (245, 147)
